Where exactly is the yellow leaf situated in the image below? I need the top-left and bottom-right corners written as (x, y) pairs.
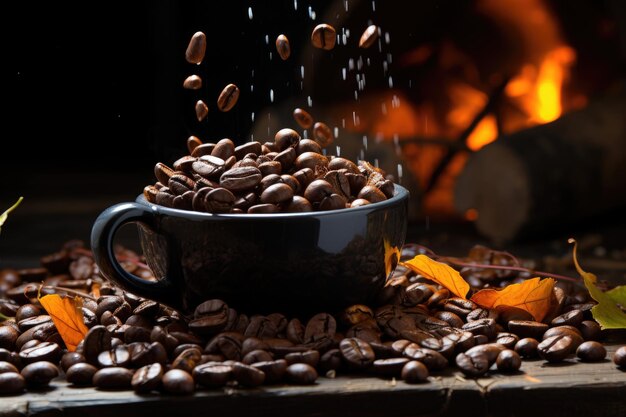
top-left (400, 255), bottom-right (470, 298)
top-left (39, 294), bottom-right (89, 351)
top-left (470, 277), bottom-right (555, 322)
top-left (384, 239), bottom-right (401, 285)
top-left (569, 238), bottom-right (626, 329)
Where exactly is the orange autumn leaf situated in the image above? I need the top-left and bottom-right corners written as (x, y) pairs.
top-left (401, 255), bottom-right (470, 298)
top-left (470, 277), bottom-right (555, 322)
top-left (384, 239), bottom-right (402, 285)
top-left (39, 294), bottom-right (89, 351)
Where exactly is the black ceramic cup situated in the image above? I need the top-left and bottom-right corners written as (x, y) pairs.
top-left (91, 185), bottom-right (409, 315)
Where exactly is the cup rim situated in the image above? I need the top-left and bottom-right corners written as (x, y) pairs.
top-left (136, 183), bottom-right (409, 219)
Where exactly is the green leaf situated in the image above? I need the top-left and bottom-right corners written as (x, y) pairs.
top-left (569, 238), bottom-right (626, 329)
top-left (0, 197), bottom-right (23, 234)
top-left (606, 285), bottom-right (626, 308)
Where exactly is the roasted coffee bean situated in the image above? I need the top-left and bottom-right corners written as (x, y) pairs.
top-left (162, 369), bottom-right (195, 395)
top-left (18, 315), bottom-right (53, 332)
top-left (216, 83), bottom-right (240, 112)
top-left (328, 157), bottom-right (360, 174)
top-left (514, 337), bottom-right (539, 358)
top-left (185, 31), bottom-right (206, 64)
top-left (312, 122), bottom-right (334, 147)
top-left (538, 335), bottom-right (574, 362)
top-left (130, 363), bottom-right (163, 393)
top-left (98, 345), bottom-right (131, 368)
top-left (21, 361), bottom-right (59, 387)
top-left (15, 321), bottom-right (57, 351)
top-left (464, 343), bottom-right (505, 365)
top-left (443, 298), bottom-right (477, 317)
top-left (195, 100), bottom-right (209, 122)
top-left (466, 308), bottom-right (491, 322)
top-left (542, 326), bottom-right (584, 350)
top-left (83, 325), bottom-right (112, 365)
top-left (250, 359), bottom-right (286, 384)
top-left (15, 304), bottom-right (42, 323)
top-left (286, 363), bottom-right (317, 385)
top-left (206, 332), bottom-right (244, 360)
top-left (241, 338), bottom-right (270, 356)
top-left (319, 193), bottom-right (347, 211)
top-left (66, 363), bottom-right (97, 386)
top-left (19, 341), bottom-right (61, 365)
top-left (292, 167), bottom-right (316, 189)
top-left (357, 185), bottom-right (386, 203)
top-left (359, 24), bottom-right (379, 48)
top-left (275, 34), bottom-right (291, 60)
top-left (93, 367), bottom-right (133, 390)
top-left (434, 311), bottom-right (464, 329)
top-left (0, 372), bottom-right (25, 394)
top-left (614, 346), bottom-right (626, 367)
top-left (295, 152), bottom-right (329, 173)
top-left (311, 23), bottom-right (336, 50)
top-left (403, 345), bottom-right (448, 371)
top-left (193, 362), bottom-right (232, 388)
top-left (289, 108), bottom-right (313, 130)
top-left (242, 349), bottom-right (273, 365)
top-left (462, 318), bottom-right (496, 339)
top-left (324, 170), bottom-right (350, 198)
top-left (60, 352), bottom-right (86, 372)
top-left (304, 179), bottom-right (334, 203)
top-left (0, 348), bottom-right (21, 369)
top-left (285, 350), bottom-right (320, 367)
top-left (17, 267), bottom-right (48, 282)
top-left (233, 141), bottom-right (262, 160)
top-left (341, 305), bottom-right (374, 327)
top-left (183, 75), bottom-right (202, 90)
top-left (260, 183), bottom-right (294, 205)
top-left (456, 351), bottom-right (490, 377)
top-left (220, 167), bottom-right (262, 192)
top-left (273, 128), bottom-right (300, 151)
top-left (340, 338), bottom-right (375, 369)
top-left (576, 341), bottom-right (606, 362)
top-left (274, 147), bottom-right (297, 171)
top-left (0, 326), bottom-right (19, 350)
top-left (350, 199), bottom-right (370, 208)
top-left (0, 361), bottom-right (18, 374)
top-left (248, 203), bottom-right (280, 214)
top-left (579, 320), bottom-right (601, 341)
top-left (281, 195), bottom-right (310, 213)
top-left (372, 357), bottom-right (409, 376)
top-left (400, 360), bottom-right (428, 383)
top-left (232, 362), bottom-right (265, 386)
top-left (21, 339), bottom-right (42, 351)
top-left (191, 143), bottom-right (216, 158)
top-left (495, 332), bottom-right (519, 349)
top-left (314, 349), bottom-right (340, 374)
top-left (496, 349), bottom-right (521, 373)
top-left (551, 309), bottom-right (584, 328)
top-left (286, 318), bottom-right (305, 344)
top-left (266, 313), bottom-right (288, 334)
top-left (507, 320), bottom-right (548, 339)
top-left (498, 306), bottom-right (536, 324)
top-left (305, 313), bottom-right (337, 342)
top-left (143, 185), bottom-right (158, 203)
top-left (209, 138), bottom-right (235, 161)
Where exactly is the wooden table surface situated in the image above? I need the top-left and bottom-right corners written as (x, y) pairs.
top-left (1, 339), bottom-right (624, 417)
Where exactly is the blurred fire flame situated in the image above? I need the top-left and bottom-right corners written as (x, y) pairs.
top-left (348, 0), bottom-right (585, 217)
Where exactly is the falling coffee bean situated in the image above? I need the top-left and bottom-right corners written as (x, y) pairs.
top-left (195, 100), bottom-right (209, 122)
top-left (275, 34), bottom-right (291, 60)
top-left (183, 75), bottom-right (202, 90)
top-left (359, 25), bottom-right (380, 49)
top-left (185, 31), bottom-right (206, 64)
top-left (311, 24), bottom-right (336, 50)
top-left (313, 122), bottom-right (334, 147)
top-left (293, 108), bottom-right (314, 129)
top-left (217, 84), bottom-right (240, 112)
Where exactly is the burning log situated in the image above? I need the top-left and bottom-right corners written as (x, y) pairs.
top-left (454, 90), bottom-right (626, 243)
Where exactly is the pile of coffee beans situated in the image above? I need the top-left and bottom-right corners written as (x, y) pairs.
top-left (143, 130), bottom-right (396, 214)
top-left (0, 242), bottom-right (624, 396)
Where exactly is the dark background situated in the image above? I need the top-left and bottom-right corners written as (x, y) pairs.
top-left (1, 0), bottom-right (625, 266)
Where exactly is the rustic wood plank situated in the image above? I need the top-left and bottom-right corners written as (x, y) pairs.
top-left (1, 340), bottom-right (624, 417)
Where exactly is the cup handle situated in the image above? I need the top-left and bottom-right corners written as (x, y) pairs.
top-left (91, 202), bottom-right (176, 305)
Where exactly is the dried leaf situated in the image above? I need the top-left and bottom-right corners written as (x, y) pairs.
top-left (470, 277), bottom-right (555, 322)
top-left (401, 255), bottom-right (470, 298)
top-left (39, 294), bottom-right (89, 351)
top-left (569, 238), bottom-right (626, 329)
top-left (0, 197), bottom-right (23, 234)
top-left (384, 239), bottom-right (401, 285)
